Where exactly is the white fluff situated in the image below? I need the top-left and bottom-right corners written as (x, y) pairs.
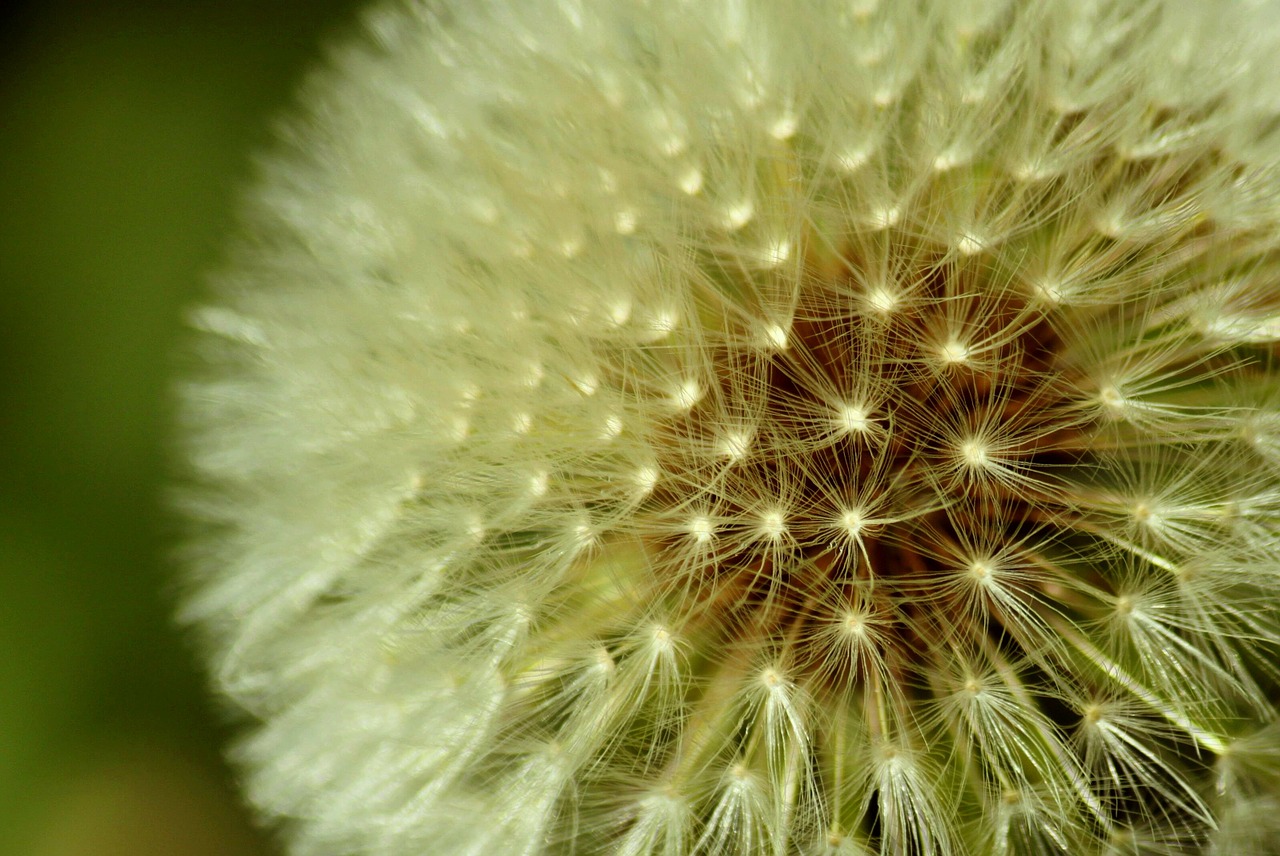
top-left (179, 1), bottom-right (1280, 853)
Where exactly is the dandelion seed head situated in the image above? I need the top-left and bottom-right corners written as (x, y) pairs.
top-left (759, 237), bottom-right (791, 267)
top-left (717, 429), bottom-right (752, 461)
top-left (180, 1), bottom-right (1280, 853)
top-left (953, 230), bottom-right (988, 256)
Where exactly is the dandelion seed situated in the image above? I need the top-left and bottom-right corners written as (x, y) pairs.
top-left (932, 148), bottom-right (969, 172)
top-left (599, 412), bottom-right (624, 441)
top-left (757, 508), bottom-right (787, 540)
top-left (717, 429), bottom-right (752, 462)
top-left (686, 515), bottom-right (715, 544)
top-left (954, 231), bottom-right (988, 256)
top-left (614, 208), bottom-right (639, 235)
top-left (837, 507), bottom-right (868, 542)
top-left (837, 144), bottom-right (873, 172)
top-left (939, 338), bottom-right (971, 365)
top-left (770, 112), bottom-right (800, 141)
top-left (760, 321), bottom-right (790, 351)
top-left (865, 283), bottom-right (900, 313)
top-left (633, 465), bottom-right (660, 497)
top-left (678, 166), bottom-right (703, 196)
top-left (959, 438), bottom-right (991, 469)
top-left (607, 298), bottom-right (632, 327)
top-left (669, 377), bottom-right (703, 412)
top-left (722, 199), bottom-right (756, 231)
top-left (760, 237), bottom-right (792, 267)
top-left (834, 403), bottom-right (872, 435)
top-left (865, 204), bottom-right (901, 230)
top-left (648, 308), bottom-right (679, 338)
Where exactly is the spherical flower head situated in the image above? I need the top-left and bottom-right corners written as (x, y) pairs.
top-left (178, 1), bottom-right (1280, 853)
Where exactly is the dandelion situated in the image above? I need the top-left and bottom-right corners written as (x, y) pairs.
top-left (177, 1), bottom-right (1280, 853)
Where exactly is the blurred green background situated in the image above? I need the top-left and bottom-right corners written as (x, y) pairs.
top-left (0, 1), bottom-right (363, 852)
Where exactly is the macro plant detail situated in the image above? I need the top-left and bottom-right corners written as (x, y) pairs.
top-left (179, 0), bottom-right (1280, 854)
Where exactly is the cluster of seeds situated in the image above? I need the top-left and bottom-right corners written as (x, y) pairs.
top-left (182, 1), bottom-right (1280, 854)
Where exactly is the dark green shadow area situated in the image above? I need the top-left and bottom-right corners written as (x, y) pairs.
top-left (0, 1), bottom-right (362, 852)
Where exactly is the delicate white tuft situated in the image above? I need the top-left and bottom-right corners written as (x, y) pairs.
top-left (178, 1), bottom-right (1280, 854)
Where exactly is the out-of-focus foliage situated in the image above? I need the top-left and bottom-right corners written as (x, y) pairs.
top-left (0, 1), bottom-right (359, 853)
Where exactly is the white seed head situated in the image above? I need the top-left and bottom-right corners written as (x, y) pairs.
top-left (953, 230), bottom-right (987, 256)
top-left (837, 143), bottom-right (873, 172)
top-left (179, 2), bottom-right (1280, 854)
top-left (613, 207), bottom-right (639, 235)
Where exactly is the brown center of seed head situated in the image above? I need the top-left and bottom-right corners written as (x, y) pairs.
top-left (644, 239), bottom-right (1089, 691)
